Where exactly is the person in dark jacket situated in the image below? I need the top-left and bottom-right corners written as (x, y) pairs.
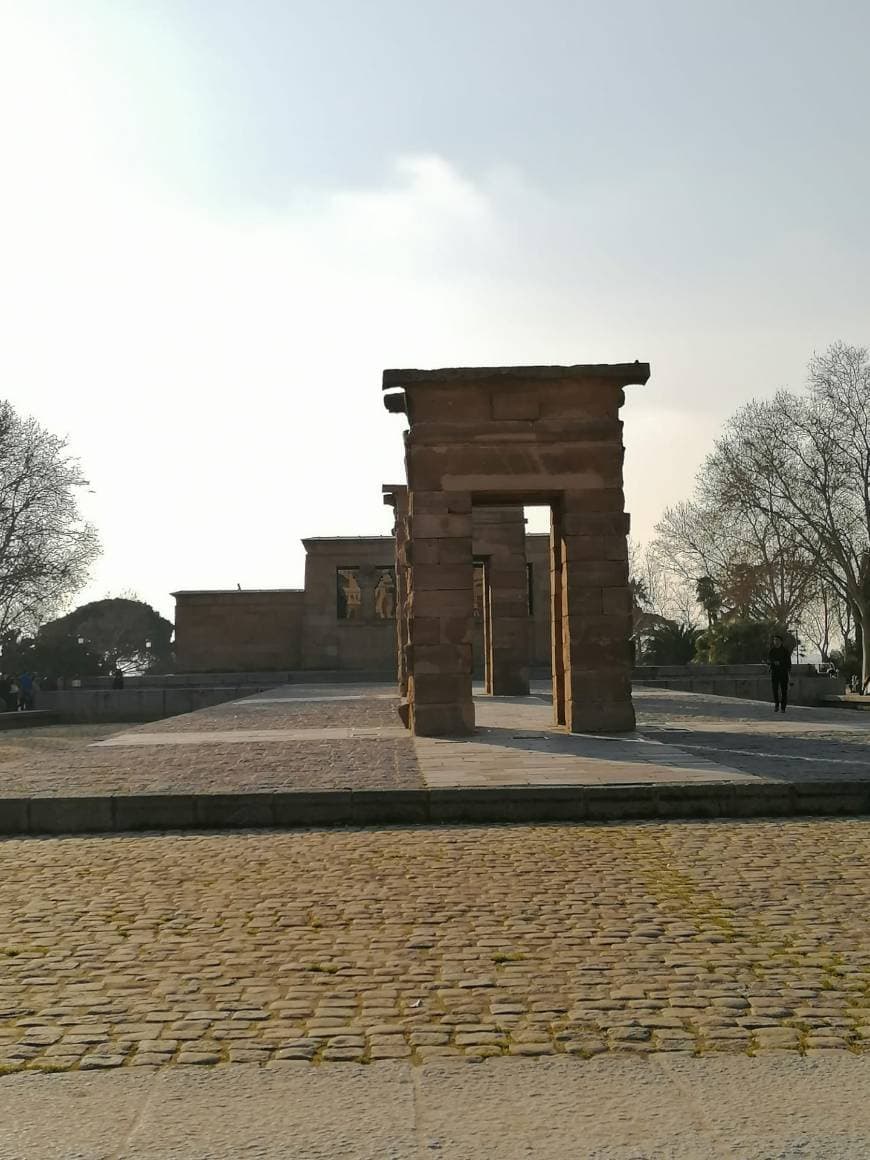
top-left (769, 634), bottom-right (792, 712)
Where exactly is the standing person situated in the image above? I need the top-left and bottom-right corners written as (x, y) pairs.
top-left (769, 634), bottom-right (792, 713)
top-left (17, 671), bottom-right (34, 711)
top-left (112, 668), bottom-right (125, 690)
top-left (0, 675), bottom-right (14, 713)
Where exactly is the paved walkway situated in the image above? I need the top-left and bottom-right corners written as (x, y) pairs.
top-left (1, 682), bottom-right (868, 798)
top-left (1, 689), bottom-right (869, 1153)
top-left (418, 693), bottom-right (751, 787)
top-left (6, 1055), bottom-right (870, 1158)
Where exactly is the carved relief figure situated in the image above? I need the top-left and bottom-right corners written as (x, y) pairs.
top-left (374, 567), bottom-right (396, 619)
top-left (337, 567), bottom-right (362, 620)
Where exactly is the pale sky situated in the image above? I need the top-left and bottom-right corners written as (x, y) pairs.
top-left (2, 1), bottom-right (869, 622)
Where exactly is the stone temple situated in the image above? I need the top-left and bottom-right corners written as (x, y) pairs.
top-left (173, 363), bottom-right (647, 736)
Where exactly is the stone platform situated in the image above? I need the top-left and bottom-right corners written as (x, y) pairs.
top-left (0, 683), bottom-right (868, 833)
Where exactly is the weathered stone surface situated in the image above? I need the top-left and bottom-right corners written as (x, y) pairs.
top-left (394, 364), bottom-right (643, 736)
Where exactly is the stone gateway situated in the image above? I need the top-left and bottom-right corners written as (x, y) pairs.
top-left (382, 363), bottom-right (649, 736)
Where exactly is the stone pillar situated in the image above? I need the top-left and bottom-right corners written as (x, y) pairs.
top-left (406, 490), bottom-right (475, 736)
top-left (473, 507), bottom-right (530, 696)
top-left (550, 505), bottom-right (567, 726)
top-left (382, 485), bottom-right (410, 701)
top-left (560, 491), bottom-right (635, 733)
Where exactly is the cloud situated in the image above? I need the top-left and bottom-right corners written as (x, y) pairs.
top-left (0, 109), bottom-right (838, 620)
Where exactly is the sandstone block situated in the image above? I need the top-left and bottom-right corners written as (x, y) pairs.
top-left (408, 617), bottom-right (441, 646)
top-left (567, 638), bottom-right (631, 668)
top-left (565, 560), bottom-right (628, 587)
top-left (566, 670), bottom-right (632, 702)
top-left (408, 450), bottom-right (449, 491)
top-left (439, 617), bottom-right (474, 645)
top-left (561, 512), bottom-right (631, 536)
top-left (539, 446), bottom-right (622, 482)
top-left (410, 674), bottom-right (474, 704)
top-left (566, 700), bottom-right (636, 733)
top-left (411, 700), bottom-right (475, 736)
top-left (410, 643), bottom-right (473, 675)
top-left (412, 564), bottom-right (474, 591)
top-left (560, 588), bottom-right (604, 615)
top-left (489, 593), bottom-right (530, 619)
top-left (408, 387), bottom-right (492, 423)
top-left (491, 391), bottom-right (540, 421)
top-left (408, 589), bottom-right (473, 618)
top-left (538, 380), bottom-right (622, 420)
top-left (486, 562), bottom-right (529, 587)
top-left (409, 514), bottom-right (472, 539)
top-left (560, 488), bottom-right (626, 514)
top-left (438, 538), bottom-right (476, 564)
top-left (602, 535), bottom-right (629, 562)
top-left (411, 491), bottom-right (473, 516)
top-left (602, 587), bottom-right (633, 616)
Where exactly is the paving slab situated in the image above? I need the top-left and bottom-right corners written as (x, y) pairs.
top-left (3, 1057), bottom-right (870, 1158)
top-left (0, 683), bottom-right (868, 831)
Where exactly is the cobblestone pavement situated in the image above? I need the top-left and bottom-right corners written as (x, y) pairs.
top-left (3, 818), bottom-right (870, 1072)
top-left (0, 690), bottom-right (421, 797)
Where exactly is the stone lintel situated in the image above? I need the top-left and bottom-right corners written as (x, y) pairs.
top-left (382, 363), bottom-right (650, 390)
top-left (382, 483), bottom-right (408, 508)
top-left (301, 536), bottom-right (394, 554)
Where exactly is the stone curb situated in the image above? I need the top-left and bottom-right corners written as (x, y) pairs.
top-left (2, 779), bottom-right (870, 835)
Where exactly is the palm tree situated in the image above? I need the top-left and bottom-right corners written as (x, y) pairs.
top-left (695, 577), bottom-right (723, 629)
top-left (642, 621), bottom-right (703, 665)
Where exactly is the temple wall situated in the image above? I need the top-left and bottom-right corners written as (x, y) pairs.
top-left (173, 532), bottom-right (553, 676)
top-left (300, 537), bottom-right (399, 672)
top-left (173, 590), bottom-right (304, 673)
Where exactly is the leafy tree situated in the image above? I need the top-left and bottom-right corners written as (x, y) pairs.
top-left (38, 598), bottom-right (174, 674)
top-left (830, 637), bottom-right (863, 687)
top-left (0, 402), bottom-right (100, 635)
top-left (0, 629), bottom-right (104, 683)
top-left (640, 621), bottom-right (703, 665)
top-left (695, 619), bottom-right (794, 665)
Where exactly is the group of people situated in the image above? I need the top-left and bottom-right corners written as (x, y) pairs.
top-left (0, 672), bottom-right (36, 713)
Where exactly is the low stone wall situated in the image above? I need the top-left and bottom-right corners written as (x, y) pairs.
top-left (37, 686), bottom-right (274, 723)
top-left (0, 710), bottom-right (59, 730)
top-left (632, 664), bottom-right (846, 706)
top-left (72, 671), bottom-right (295, 691)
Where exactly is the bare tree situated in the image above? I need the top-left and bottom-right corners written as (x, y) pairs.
top-left (634, 541), bottom-right (697, 627)
top-left (712, 342), bottom-right (870, 687)
top-left (655, 495), bottom-right (814, 627)
top-left (0, 402), bottom-right (100, 637)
